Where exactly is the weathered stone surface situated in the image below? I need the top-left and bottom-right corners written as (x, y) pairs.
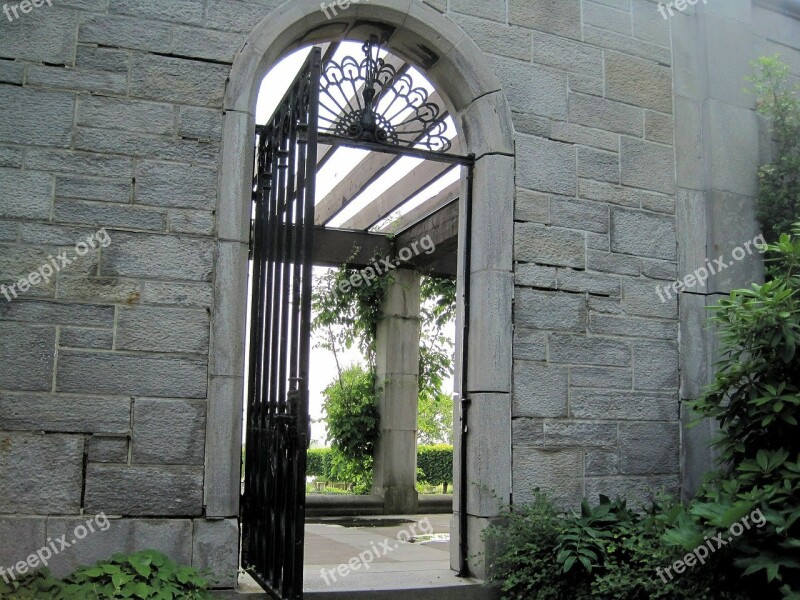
top-left (179, 107), bottom-right (223, 141)
top-left (0, 391), bottom-right (130, 433)
top-left (135, 161), bottom-right (217, 210)
top-left (0, 517), bottom-right (46, 570)
top-left (451, 0), bottom-right (506, 21)
top-left (75, 46), bottom-right (131, 73)
top-left (77, 96), bottom-right (175, 135)
top-left (531, 30), bottom-right (603, 77)
top-left (633, 339), bottom-right (679, 390)
top-left (84, 465), bottom-right (203, 515)
top-left (57, 351), bottom-right (207, 398)
top-left (605, 51), bottom-right (672, 113)
top-left (205, 0), bottom-right (280, 31)
top-left (451, 14), bottom-right (531, 61)
top-left (548, 334), bottom-right (631, 366)
top-left (193, 519), bottom-right (239, 588)
top-left (577, 147), bottom-right (620, 184)
top-left (111, 0), bottom-right (205, 24)
top-left (0, 300), bottom-right (114, 327)
top-left (515, 188), bottom-right (550, 223)
top-left (515, 288), bottom-right (587, 331)
top-left (585, 449), bottom-right (619, 476)
top-left (75, 128), bottom-right (219, 164)
top-left (619, 422), bottom-right (680, 475)
top-left (46, 518), bottom-right (192, 577)
top-left (0, 146), bottom-right (23, 168)
top-left (569, 92), bottom-right (643, 136)
top-left (117, 306), bottom-right (209, 354)
top-left (515, 264), bottom-right (557, 288)
top-left (632, 0), bottom-right (671, 47)
top-left (570, 390), bottom-right (678, 420)
top-left (551, 197), bottom-right (609, 233)
top-left (513, 361), bottom-right (568, 418)
top-left (509, 0), bottom-right (582, 40)
top-left (551, 122), bottom-right (619, 152)
top-left (168, 210), bottom-right (215, 235)
top-left (25, 149), bottom-right (133, 177)
top-left (515, 223), bottom-right (585, 268)
top-left (26, 66), bottom-right (128, 96)
top-left (0, 433), bottom-right (83, 513)
top-left (557, 269), bottom-right (621, 296)
top-left (0, 220), bottom-right (17, 241)
top-left (129, 54), bottom-right (229, 107)
top-left (79, 15), bottom-right (173, 53)
top-left (57, 276), bottom-right (142, 304)
top-left (641, 258), bottom-right (678, 281)
top-left (570, 366), bottom-right (632, 389)
top-left (513, 328), bottom-right (548, 361)
top-left (467, 394), bottom-right (512, 516)
top-left (0, 60), bottom-right (24, 85)
top-left (88, 436), bottom-right (129, 463)
top-left (621, 279), bottom-right (678, 318)
top-left (489, 55), bottom-right (568, 119)
top-left (579, 179), bottom-right (672, 209)
top-left (0, 9), bottom-right (79, 64)
top-left (55, 199), bottom-right (166, 231)
top-left (132, 398), bottom-right (206, 465)
top-left (142, 281), bottom-right (213, 307)
top-left (620, 137), bottom-right (675, 194)
top-left (517, 135), bottom-right (576, 195)
top-left (512, 448), bottom-right (583, 508)
top-left (0, 323), bottom-right (55, 391)
top-left (0, 168), bottom-right (52, 220)
top-left (101, 232), bottom-right (213, 281)
top-left (587, 250), bottom-right (641, 276)
top-left (645, 110), bottom-right (675, 145)
top-left (544, 421), bottom-right (618, 447)
top-left (611, 208), bottom-right (676, 260)
top-left (589, 314), bottom-right (678, 340)
top-left (512, 418), bottom-right (544, 446)
top-left (585, 475), bottom-right (680, 506)
top-left (56, 175), bottom-right (131, 203)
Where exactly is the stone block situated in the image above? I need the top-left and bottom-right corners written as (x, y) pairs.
top-left (633, 339), bottom-right (679, 390)
top-left (488, 55), bottom-right (568, 119)
top-left (587, 249), bottom-right (640, 276)
top-left (132, 398), bottom-right (206, 465)
top-left (116, 306), bottom-right (209, 354)
top-left (24, 148), bottom-right (133, 178)
top-left (75, 128), bottom-right (219, 164)
top-left (679, 293), bottom-right (716, 400)
top-left (56, 276), bottom-right (142, 304)
top-left (55, 198), bottom-right (166, 232)
top-left (0, 299), bottom-right (114, 326)
top-left (704, 100), bottom-right (759, 197)
top-left (620, 137), bottom-right (675, 194)
top-left (470, 154), bottom-right (514, 271)
top-left (512, 448), bottom-right (583, 508)
top-left (451, 13), bottom-right (531, 61)
top-left (548, 333), bottom-right (631, 366)
top-left (88, 436), bottom-right (129, 463)
top-left (570, 389), bottom-right (678, 420)
top-left (621, 278), bottom-right (678, 318)
top-left (641, 258), bottom-right (678, 281)
top-left (467, 271), bottom-right (512, 393)
top-left (0, 433), bottom-right (83, 513)
top-left (645, 110), bottom-right (674, 145)
top-left (551, 196), bottom-right (610, 233)
top-left (142, 281), bottom-right (213, 308)
top-left (513, 361), bottom-right (568, 418)
top-left (451, 0), bottom-right (506, 21)
top-left (79, 15), bottom-right (172, 52)
top-left (130, 53), bottom-right (229, 107)
top-left (205, 0), bottom-right (282, 31)
top-left (515, 188), bottom-right (550, 223)
top-left (605, 51), bottom-right (672, 113)
top-left (509, 0), bottom-right (582, 40)
top-left (209, 241), bottom-right (248, 377)
top-left (579, 179), bottom-right (672, 209)
top-left (168, 210), bottom-right (215, 236)
top-left (577, 147), bottom-right (620, 184)
top-left (568, 74), bottom-right (604, 96)
top-left (619, 422), bottom-right (680, 475)
top-left (510, 112), bottom-right (552, 137)
top-left (173, 27), bottom-right (245, 63)
top-left (135, 160), bottom-right (217, 210)
top-left (703, 15), bottom-right (755, 108)
top-left (0, 168), bottom-right (52, 220)
top-left (632, 0), bottom-right (671, 47)
top-left (0, 517), bottom-right (46, 571)
top-left (0, 60), bottom-right (24, 85)
top-left (56, 175), bottom-right (131, 203)
top-left (110, 0), bottom-right (205, 24)
top-left (515, 264), bottom-right (557, 288)
top-left (569, 92), bottom-right (643, 136)
top-left (77, 96), bottom-right (174, 135)
top-left (85, 464), bottom-right (203, 516)
top-left (0, 323), bottom-right (54, 391)
top-left (193, 519), bottom-right (239, 588)
top-left (515, 288), bottom-right (587, 331)
top-left (0, 220), bottom-right (17, 241)
top-left (179, 107), bottom-right (223, 142)
top-left (585, 449), bottom-right (619, 476)
top-left (466, 394), bottom-right (512, 517)
top-left (45, 518), bottom-right (192, 577)
top-left (205, 375), bottom-right (244, 517)
top-left (0, 8), bottom-right (79, 64)
top-left (516, 135), bottom-right (576, 195)
top-left (530, 30), bottom-right (603, 78)
top-left (512, 418), bottom-right (544, 446)
top-left (551, 122), bottom-right (619, 152)
top-left (101, 231), bottom-right (213, 281)
top-left (589, 314), bottom-right (678, 340)
top-left (0, 146), bottom-right (23, 168)
top-left (569, 366), bottom-right (632, 389)
top-left (0, 391), bottom-right (130, 433)
top-left (583, 1), bottom-right (632, 35)
top-left (515, 223), bottom-right (585, 268)
top-left (557, 269), bottom-right (621, 296)
top-left (584, 475), bottom-right (679, 506)
top-left (611, 208), bottom-right (676, 260)
top-left (75, 46), bottom-right (131, 73)
top-left (513, 327), bottom-right (547, 361)
top-left (26, 66), bottom-right (128, 96)
top-left (57, 351), bottom-right (208, 398)
top-left (544, 421), bottom-right (618, 448)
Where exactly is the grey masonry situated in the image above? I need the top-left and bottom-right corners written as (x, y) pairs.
top-left (0, 0), bottom-right (797, 587)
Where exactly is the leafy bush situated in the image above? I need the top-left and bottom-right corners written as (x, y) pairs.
top-left (307, 447), bottom-right (331, 478)
top-left (417, 444), bottom-right (453, 492)
top-left (0, 550), bottom-right (211, 599)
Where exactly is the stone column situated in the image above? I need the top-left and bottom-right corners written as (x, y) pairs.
top-left (372, 269), bottom-right (420, 514)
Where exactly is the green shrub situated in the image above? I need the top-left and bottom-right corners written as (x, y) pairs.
top-left (0, 550), bottom-right (211, 599)
top-left (417, 444), bottom-right (453, 492)
top-left (307, 447), bottom-right (330, 478)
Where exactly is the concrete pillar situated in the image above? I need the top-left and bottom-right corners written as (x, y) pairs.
top-left (372, 269), bottom-right (420, 514)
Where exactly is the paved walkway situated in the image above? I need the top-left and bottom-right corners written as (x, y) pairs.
top-left (238, 514), bottom-right (485, 594)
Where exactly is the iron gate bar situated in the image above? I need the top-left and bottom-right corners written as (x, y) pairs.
top-left (317, 133), bottom-right (474, 166)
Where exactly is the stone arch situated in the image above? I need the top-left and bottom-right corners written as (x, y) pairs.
top-left (207, 0), bottom-right (515, 578)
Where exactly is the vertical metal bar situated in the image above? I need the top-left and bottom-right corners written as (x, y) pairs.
top-left (458, 159), bottom-right (475, 578)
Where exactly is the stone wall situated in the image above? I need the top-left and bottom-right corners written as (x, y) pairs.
top-left (0, 0), bottom-right (796, 587)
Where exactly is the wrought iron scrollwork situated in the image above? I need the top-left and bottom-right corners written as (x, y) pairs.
top-left (319, 35), bottom-right (452, 152)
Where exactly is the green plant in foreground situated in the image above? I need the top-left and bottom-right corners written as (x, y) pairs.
top-left (0, 550), bottom-right (212, 599)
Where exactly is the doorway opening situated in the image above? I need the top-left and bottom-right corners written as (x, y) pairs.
top-left (239, 37), bottom-right (475, 598)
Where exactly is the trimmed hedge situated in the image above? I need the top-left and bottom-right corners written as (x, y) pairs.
top-left (306, 445), bottom-right (453, 488)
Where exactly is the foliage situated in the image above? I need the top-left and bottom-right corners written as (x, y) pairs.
top-left (416, 444), bottom-right (453, 491)
top-left (320, 364), bottom-right (379, 493)
top-left (670, 227), bottom-right (800, 598)
top-left (306, 447), bottom-right (331, 478)
top-left (484, 492), bottom-right (747, 600)
top-left (0, 550), bottom-right (211, 599)
top-left (748, 55), bottom-right (800, 243)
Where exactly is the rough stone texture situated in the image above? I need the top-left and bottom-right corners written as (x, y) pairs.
top-left (515, 288), bottom-right (587, 331)
top-left (135, 161), bottom-right (217, 210)
top-left (605, 51), bottom-right (673, 113)
top-left (620, 137), bottom-right (676, 194)
top-left (116, 306), bottom-right (210, 354)
top-left (0, 392), bottom-right (130, 433)
top-left (132, 398), bottom-right (206, 465)
top-left (0, 433), bottom-right (84, 513)
top-left (512, 448), bottom-right (583, 507)
top-left (611, 208), bottom-right (677, 260)
top-left (516, 135), bottom-right (576, 194)
top-left (0, 323), bottom-right (55, 391)
top-left (619, 422), bottom-right (680, 475)
top-left (101, 232), bottom-right (214, 281)
top-left (0, 168), bottom-right (53, 220)
top-left (548, 334), bottom-right (631, 367)
top-left (193, 519), bottom-right (239, 588)
top-left (0, 517), bottom-right (47, 571)
top-left (88, 436), bottom-right (130, 463)
top-left (513, 361), bottom-right (569, 418)
top-left (515, 223), bottom-right (586, 268)
top-left (84, 464), bottom-right (203, 516)
top-left (509, 0), bottom-right (582, 40)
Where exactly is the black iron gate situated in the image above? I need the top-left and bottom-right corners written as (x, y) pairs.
top-left (241, 47), bottom-right (321, 600)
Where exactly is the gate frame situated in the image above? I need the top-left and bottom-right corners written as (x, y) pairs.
top-left (208, 0), bottom-right (516, 582)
